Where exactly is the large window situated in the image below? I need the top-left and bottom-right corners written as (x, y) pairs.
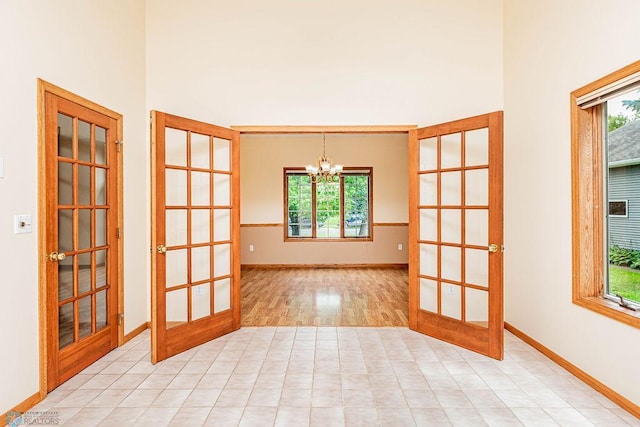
top-left (285, 168), bottom-right (372, 240)
top-left (572, 60), bottom-right (640, 328)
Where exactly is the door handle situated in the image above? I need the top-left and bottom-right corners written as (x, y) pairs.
top-left (49, 251), bottom-right (66, 262)
top-left (157, 245), bottom-right (168, 254)
top-left (488, 244), bottom-right (499, 253)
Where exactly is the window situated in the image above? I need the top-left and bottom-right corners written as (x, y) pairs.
top-left (608, 200), bottom-right (628, 217)
top-left (284, 167), bottom-right (372, 240)
top-left (572, 60), bottom-right (640, 327)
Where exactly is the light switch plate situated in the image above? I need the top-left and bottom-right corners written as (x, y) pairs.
top-left (15, 214), bottom-right (32, 234)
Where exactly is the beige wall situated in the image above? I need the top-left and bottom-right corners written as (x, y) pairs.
top-left (240, 133), bottom-right (409, 264)
top-left (242, 225), bottom-right (408, 265)
top-left (0, 1), bottom-right (147, 412)
top-left (504, 0), bottom-right (640, 405)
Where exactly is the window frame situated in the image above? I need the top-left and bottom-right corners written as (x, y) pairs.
top-left (608, 200), bottom-right (628, 218)
top-left (571, 60), bottom-right (640, 328)
top-left (283, 166), bottom-right (373, 242)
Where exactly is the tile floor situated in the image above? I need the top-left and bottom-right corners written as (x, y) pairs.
top-left (28, 327), bottom-right (639, 426)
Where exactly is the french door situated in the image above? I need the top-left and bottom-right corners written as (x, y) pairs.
top-left (409, 112), bottom-right (504, 359)
top-left (43, 85), bottom-right (121, 390)
top-left (151, 111), bottom-right (240, 363)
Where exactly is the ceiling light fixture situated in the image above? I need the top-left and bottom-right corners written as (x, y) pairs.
top-left (305, 133), bottom-right (343, 183)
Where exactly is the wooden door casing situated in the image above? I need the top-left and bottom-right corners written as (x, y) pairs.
top-left (151, 111), bottom-right (241, 363)
top-left (409, 111), bottom-right (504, 360)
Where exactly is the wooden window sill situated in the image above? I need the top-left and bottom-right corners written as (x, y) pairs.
top-left (573, 295), bottom-right (640, 328)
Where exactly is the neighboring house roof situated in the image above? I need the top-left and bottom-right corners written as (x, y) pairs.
top-left (609, 119), bottom-right (640, 167)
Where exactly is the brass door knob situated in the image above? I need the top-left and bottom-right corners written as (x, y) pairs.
top-left (488, 244), bottom-right (499, 253)
top-left (157, 245), bottom-right (168, 254)
top-left (49, 252), bottom-right (66, 262)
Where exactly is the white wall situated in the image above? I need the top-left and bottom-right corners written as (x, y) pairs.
top-left (504, 0), bottom-right (640, 405)
top-left (146, 0), bottom-right (504, 127)
top-left (0, 0), bottom-right (147, 412)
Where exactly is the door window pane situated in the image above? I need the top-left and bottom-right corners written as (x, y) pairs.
top-left (166, 288), bottom-right (187, 328)
top-left (192, 283), bottom-right (211, 320)
top-left (166, 209), bottom-right (188, 246)
top-left (78, 120), bottom-right (92, 162)
top-left (192, 209), bottom-right (211, 245)
top-left (78, 252), bottom-right (92, 294)
top-left (166, 128), bottom-right (187, 167)
top-left (465, 128), bottom-right (488, 167)
top-left (58, 162), bottom-right (73, 205)
top-left (419, 173), bottom-right (437, 206)
top-left (95, 126), bottom-right (107, 165)
top-left (465, 210), bottom-right (488, 246)
top-left (465, 288), bottom-right (488, 327)
top-left (59, 303), bottom-right (74, 349)
top-left (213, 174), bottom-right (230, 206)
top-left (213, 137), bottom-right (231, 171)
top-left (441, 246), bottom-right (461, 282)
top-left (191, 133), bottom-right (210, 169)
top-left (58, 209), bottom-right (73, 252)
top-left (441, 133), bottom-right (461, 169)
top-left (58, 254), bottom-right (74, 301)
top-left (465, 169), bottom-right (488, 206)
top-left (192, 172), bottom-right (210, 206)
top-left (78, 165), bottom-right (91, 205)
top-left (78, 295), bottom-right (92, 339)
top-left (441, 284), bottom-right (462, 320)
top-left (441, 209), bottom-right (461, 244)
top-left (96, 209), bottom-right (107, 247)
top-left (214, 209), bottom-right (231, 242)
top-left (214, 244), bottom-right (231, 277)
top-left (466, 249), bottom-right (488, 288)
top-left (419, 209), bottom-right (437, 242)
top-left (166, 249), bottom-right (187, 287)
top-left (214, 278), bottom-right (231, 313)
top-left (192, 246), bottom-right (211, 283)
top-left (419, 278), bottom-right (438, 313)
top-left (95, 250), bottom-right (107, 288)
top-left (78, 209), bottom-right (91, 249)
top-left (96, 290), bottom-right (107, 330)
top-left (166, 169), bottom-right (187, 206)
top-left (419, 137), bottom-right (437, 171)
top-left (95, 168), bottom-right (107, 205)
top-left (419, 244), bottom-right (438, 278)
top-left (440, 172), bottom-right (461, 206)
top-left (57, 114), bottom-right (73, 158)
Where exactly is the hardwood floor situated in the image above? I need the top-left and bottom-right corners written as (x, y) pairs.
top-left (241, 267), bottom-right (409, 327)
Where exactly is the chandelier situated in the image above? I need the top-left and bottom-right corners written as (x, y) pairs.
top-left (305, 133), bottom-right (343, 183)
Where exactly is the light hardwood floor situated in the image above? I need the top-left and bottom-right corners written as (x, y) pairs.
top-left (241, 267), bottom-right (409, 327)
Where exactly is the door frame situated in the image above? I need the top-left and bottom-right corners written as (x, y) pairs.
top-left (37, 79), bottom-right (124, 398)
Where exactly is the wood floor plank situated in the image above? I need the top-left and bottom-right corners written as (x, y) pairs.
top-left (240, 267), bottom-right (409, 326)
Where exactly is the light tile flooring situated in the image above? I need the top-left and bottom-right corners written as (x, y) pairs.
top-left (29, 328), bottom-right (638, 426)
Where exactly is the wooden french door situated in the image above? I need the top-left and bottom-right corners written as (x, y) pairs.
top-left (43, 85), bottom-right (121, 391)
top-left (408, 111), bottom-right (504, 360)
top-left (151, 111), bottom-right (240, 363)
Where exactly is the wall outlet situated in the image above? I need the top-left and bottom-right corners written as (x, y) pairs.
top-left (14, 214), bottom-right (32, 234)
top-left (397, 243), bottom-right (403, 251)
top-left (447, 285), bottom-right (455, 295)
top-left (194, 286), bottom-right (204, 296)
top-left (249, 244), bottom-right (254, 252)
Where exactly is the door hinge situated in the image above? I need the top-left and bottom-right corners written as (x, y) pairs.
top-left (117, 313), bottom-right (124, 326)
top-left (116, 140), bottom-right (122, 152)
top-left (116, 228), bottom-right (121, 239)
top-left (501, 244), bottom-right (505, 252)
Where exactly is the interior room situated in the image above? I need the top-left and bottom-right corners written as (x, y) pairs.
top-left (1, 0), bottom-right (639, 425)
